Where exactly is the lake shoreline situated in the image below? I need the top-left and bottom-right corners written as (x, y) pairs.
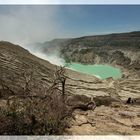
top-left (65, 62), bottom-right (122, 80)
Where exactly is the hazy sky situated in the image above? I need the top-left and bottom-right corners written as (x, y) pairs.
top-left (0, 0), bottom-right (140, 4)
top-left (0, 5), bottom-right (140, 45)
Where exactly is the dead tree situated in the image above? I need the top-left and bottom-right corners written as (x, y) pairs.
top-left (22, 70), bottom-right (34, 96)
top-left (48, 66), bottom-right (67, 98)
top-left (54, 66), bottom-right (66, 96)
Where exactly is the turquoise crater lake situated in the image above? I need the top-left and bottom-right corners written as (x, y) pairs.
top-left (66, 63), bottom-right (122, 80)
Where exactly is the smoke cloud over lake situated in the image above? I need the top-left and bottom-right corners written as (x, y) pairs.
top-left (31, 50), bottom-right (65, 66)
top-left (24, 44), bottom-right (65, 66)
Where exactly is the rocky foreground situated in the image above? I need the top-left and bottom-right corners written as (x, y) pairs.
top-left (66, 105), bottom-right (140, 135)
top-left (0, 41), bottom-right (140, 135)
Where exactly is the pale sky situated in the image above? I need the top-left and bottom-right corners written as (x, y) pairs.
top-left (0, 0), bottom-right (140, 4)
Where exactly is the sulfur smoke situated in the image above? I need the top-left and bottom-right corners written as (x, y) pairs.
top-left (0, 6), bottom-right (68, 66)
top-left (24, 44), bottom-right (65, 66)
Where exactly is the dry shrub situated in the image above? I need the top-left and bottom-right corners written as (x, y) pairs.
top-left (0, 90), bottom-right (70, 135)
top-left (0, 67), bottom-right (71, 135)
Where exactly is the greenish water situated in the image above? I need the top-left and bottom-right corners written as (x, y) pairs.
top-left (66, 63), bottom-right (122, 79)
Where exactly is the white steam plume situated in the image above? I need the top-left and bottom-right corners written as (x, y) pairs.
top-left (0, 6), bottom-right (63, 45)
top-left (31, 51), bottom-right (65, 66)
top-left (24, 44), bottom-right (65, 66)
top-left (32, 51), bottom-right (65, 66)
top-left (0, 6), bottom-right (67, 66)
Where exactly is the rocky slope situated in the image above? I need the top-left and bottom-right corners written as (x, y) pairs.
top-left (0, 41), bottom-right (56, 97)
top-left (0, 41), bottom-right (140, 135)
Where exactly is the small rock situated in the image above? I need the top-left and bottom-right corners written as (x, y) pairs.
top-left (119, 111), bottom-right (136, 118)
top-left (74, 114), bottom-right (88, 126)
